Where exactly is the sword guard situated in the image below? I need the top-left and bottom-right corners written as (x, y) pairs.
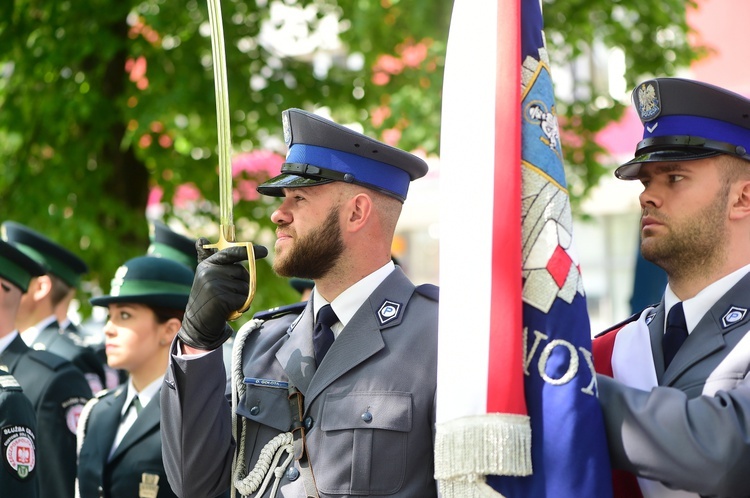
top-left (203, 224), bottom-right (257, 321)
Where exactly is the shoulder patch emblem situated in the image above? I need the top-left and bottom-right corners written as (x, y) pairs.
top-left (722, 306), bottom-right (747, 329)
top-left (2, 425), bottom-right (36, 481)
top-left (377, 300), bottom-right (401, 325)
top-left (62, 397), bottom-right (89, 434)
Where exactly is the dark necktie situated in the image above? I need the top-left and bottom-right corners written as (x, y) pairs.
top-left (313, 304), bottom-right (337, 366)
top-left (663, 302), bottom-right (688, 369)
top-left (128, 395), bottom-right (142, 417)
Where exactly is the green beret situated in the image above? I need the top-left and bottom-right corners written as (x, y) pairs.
top-left (0, 239), bottom-right (45, 293)
top-left (90, 256), bottom-right (194, 310)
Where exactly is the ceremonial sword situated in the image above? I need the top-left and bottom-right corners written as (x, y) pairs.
top-left (204, 0), bottom-right (256, 320)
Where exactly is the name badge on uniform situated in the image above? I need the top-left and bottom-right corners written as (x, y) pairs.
top-left (139, 472), bottom-right (159, 498)
top-left (244, 378), bottom-right (289, 389)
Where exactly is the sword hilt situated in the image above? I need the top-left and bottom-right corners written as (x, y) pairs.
top-left (203, 224), bottom-right (257, 321)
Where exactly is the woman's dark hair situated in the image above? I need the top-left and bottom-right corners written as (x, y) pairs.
top-left (149, 305), bottom-right (185, 324)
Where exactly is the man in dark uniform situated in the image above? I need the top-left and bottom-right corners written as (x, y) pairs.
top-left (2, 221), bottom-right (108, 394)
top-left (162, 108), bottom-right (439, 497)
top-left (0, 369), bottom-right (39, 497)
top-left (593, 78), bottom-right (750, 497)
top-left (0, 238), bottom-right (93, 498)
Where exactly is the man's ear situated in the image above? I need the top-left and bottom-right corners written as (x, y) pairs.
top-left (729, 181), bottom-right (750, 221)
top-left (345, 193), bottom-right (373, 232)
top-left (31, 275), bottom-right (53, 301)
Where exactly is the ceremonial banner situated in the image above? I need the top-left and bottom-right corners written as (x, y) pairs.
top-left (435, 0), bottom-right (613, 496)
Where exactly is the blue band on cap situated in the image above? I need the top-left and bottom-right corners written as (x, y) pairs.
top-left (644, 115), bottom-right (750, 152)
top-left (286, 144), bottom-right (412, 199)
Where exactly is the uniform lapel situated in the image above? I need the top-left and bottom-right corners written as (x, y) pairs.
top-left (661, 275), bottom-right (750, 386)
top-left (276, 300), bottom-right (316, 395)
top-left (109, 388), bottom-right (161, 462)
top-left (304, 269), bottom-right (414, 407)
top-left (646, 303), bottom-right (666, 381)
top-left (92, 387), bottom-right (127, 462)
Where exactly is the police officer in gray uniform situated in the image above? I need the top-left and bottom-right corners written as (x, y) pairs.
top-left (594, 78), bottom-right (750, 497)
top-left (0, 238), bottom-right (92, 498)
top-left (2, 221), bottom-right (107, 394)
top-left (161, 109), bottom-right (439, 497)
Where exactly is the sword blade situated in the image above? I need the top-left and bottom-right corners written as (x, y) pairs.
top-left (207, 0), bottom-right (233, 237)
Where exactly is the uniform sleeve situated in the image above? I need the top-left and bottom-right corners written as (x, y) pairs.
top-left (36, 365), bottom-right (92, 498)
top-left (161, 340), bottom-right (235, 498)
top-left (598, 373), bottom-right (750, 496)
top-left (0, 390), bottom-right (39, 498)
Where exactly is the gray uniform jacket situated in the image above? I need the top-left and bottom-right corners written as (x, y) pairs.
top-left (597, 272), bottom-right (750, 497)
top-left (161, 268), bottom-right (438, 498)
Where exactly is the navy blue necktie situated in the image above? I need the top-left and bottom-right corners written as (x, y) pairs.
top-left (663, 302), bottom-right (688, 369)
top-left (313, 305), bottom-right (337, 366)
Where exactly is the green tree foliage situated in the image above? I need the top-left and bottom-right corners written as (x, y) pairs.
top-left (0, 0), bottom-right (702, 318)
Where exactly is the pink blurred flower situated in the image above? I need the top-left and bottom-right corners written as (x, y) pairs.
top-left (372, 72), bottom-right (390, 86)
top-left (158, 134), bottom-right (173, 148)
top-left (127, 56), bottom-right (147, 82)
top-left (138, 134), bottom-right (152, 148)
top-left (381, 128), bottom-right (402, 146)
top-left (374, 54), bottom-right (404, 75)
top-left (147, 186), bottom-right (163, 207)
top-left (371, 106), bottom-right (391, 127)
top-left (173, 183), bottom-right (202, 208)
top-left (400, 43), bottom-right (428, 68)
top-left (235, 179), bottom-right (260, 201)
top-left (232, 150), bottom-right (284, 179)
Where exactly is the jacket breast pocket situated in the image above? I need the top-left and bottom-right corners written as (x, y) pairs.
top-left (237, 384), bottom-right (293, 433)
top-left (317, 391), bottom-right (412, 495)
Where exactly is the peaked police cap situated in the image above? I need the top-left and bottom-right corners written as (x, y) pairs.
top-left (256, 109), bottom-right (429, 202)
top-left (616, 78), bottom-right (750, 180)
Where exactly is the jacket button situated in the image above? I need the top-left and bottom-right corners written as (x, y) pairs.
top-left (304, 416), bottom-right (313, 430)
top-left (286, 467), bottom-right (300, 481)
top-left (361, 411), bottom-right (373, 423)
top-left (250, 405), bottom-right (260, 416)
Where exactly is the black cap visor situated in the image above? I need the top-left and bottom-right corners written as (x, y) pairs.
top-left (615, 149), bottom-right (723, 180)
top-left (256, 173), bottom-right (336, 197)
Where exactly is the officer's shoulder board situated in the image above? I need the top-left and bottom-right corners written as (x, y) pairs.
top-left (26, 348), bottom-right (71, 372)
top-left (415, 283), bottom-right (439, 302)
top-left (0, 372), bottom-right (22, 392)
top-left (253, 301), bottom-right (306, 321)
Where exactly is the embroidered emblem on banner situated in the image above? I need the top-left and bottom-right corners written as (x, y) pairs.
top-left (521, 56), bottom-right (584, 314)
top-left (722, 306), bottom-right (747, 328)
top-left (2, 425), bottom-right (36, 481)
top-left (378, 300), bottom-right (401, 325)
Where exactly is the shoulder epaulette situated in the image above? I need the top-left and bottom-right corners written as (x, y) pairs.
top-left (594, 304), bottom-right (657, 338)
top-left (27, 348), bottom-right (70, 371)
top-left (253, 301), bottom-right (306, 321)
top-left (415, 283), bottom-right (439, 301)
top-left (0, 372), bottom-right (22, 392)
